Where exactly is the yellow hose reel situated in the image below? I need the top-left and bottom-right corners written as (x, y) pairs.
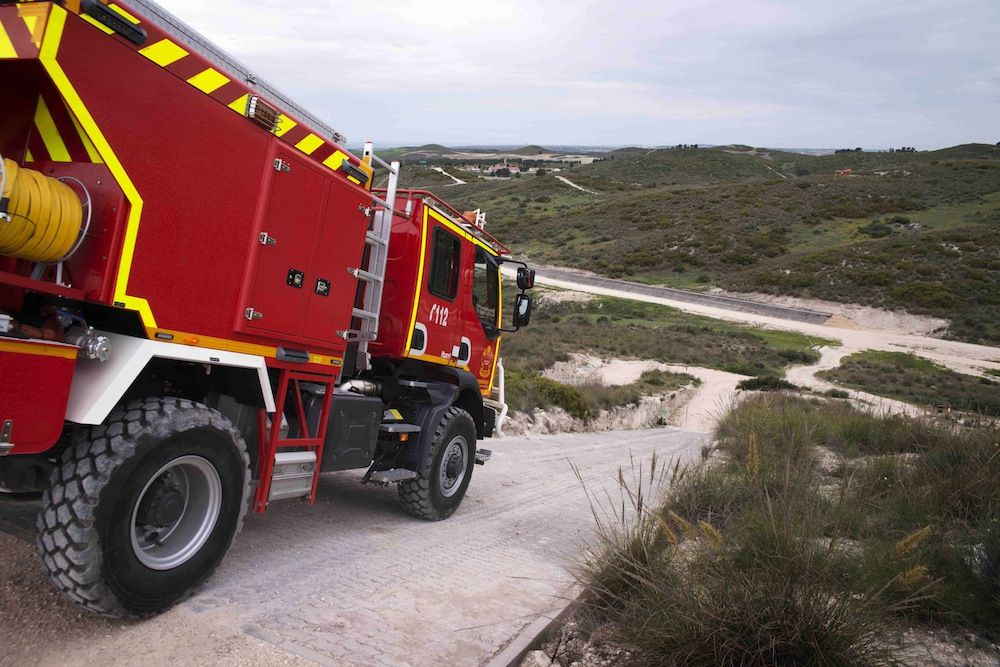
top-left (0, 157), bottom-right (85, 263)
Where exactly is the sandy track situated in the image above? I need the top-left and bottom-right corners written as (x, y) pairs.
top-left (553, 176), bottom-right (601, 195)
top-left (0, 428), bottom-right (704, 667)
top-left (524, 268), bottom-right (1000, 382)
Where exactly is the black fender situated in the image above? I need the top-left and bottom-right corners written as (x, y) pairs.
top-left (426, 367), bottom-right (485, 438)
top-left (403, 382), bottom-right (460, 472)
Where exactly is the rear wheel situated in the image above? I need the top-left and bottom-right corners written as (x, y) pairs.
top-left (399, 406), bottom-right (476, 521)
top-left (36, 397), bottom-right (250, 618)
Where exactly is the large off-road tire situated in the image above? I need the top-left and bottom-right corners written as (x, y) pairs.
top-left (399, 406), bottom-right (476, 521)
top-left (36, 397), bottom-right (250, 618)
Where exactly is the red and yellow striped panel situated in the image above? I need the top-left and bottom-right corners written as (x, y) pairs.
top-left (0, 3), bottom-right (49, 59)
top-left (25, 89), bottom-right (103, 164)
top-left (68, 2), bottom-right (374, 188)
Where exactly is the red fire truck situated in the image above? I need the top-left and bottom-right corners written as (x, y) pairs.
top-left (0, 0), bottom-right (534, 617)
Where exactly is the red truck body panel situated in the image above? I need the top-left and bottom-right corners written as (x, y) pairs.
top-left (1, 2), bottom-right (374, 371)
top-left (0, 339), bottom-right (75, 454)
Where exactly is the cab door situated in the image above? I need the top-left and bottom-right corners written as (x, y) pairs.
top-left (409, 210), bottom-right (463, 364)
top-left (464, 247), bottom-right (502, 394)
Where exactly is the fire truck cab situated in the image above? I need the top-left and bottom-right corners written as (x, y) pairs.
top-left (0, 0), bottom-right (534, 618)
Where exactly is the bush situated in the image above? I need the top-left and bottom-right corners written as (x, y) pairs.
top-left (505, 371), bottom-right (594, 419)
top-left (577, 395), bottom-right (1000, 666)
top-left (891, 281), bottom-right (958, 309)
top-left (736, 375), bottom-right (797, 391)
top-left (859, 221), bottom-right (893, 238)
top-left (826, 388), bottom-right (851, 399)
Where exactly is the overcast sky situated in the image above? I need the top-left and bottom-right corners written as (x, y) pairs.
top-left (159, 0), bottom-right (998, 149)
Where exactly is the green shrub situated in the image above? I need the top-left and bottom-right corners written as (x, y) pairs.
top-left (736, 375), bottom-right (797, 391)
top-left (891, 281), bottom-right (958, 309)
top-left (505, 371), bottom-right (593, 419)
top-left (577, 395), bottom-right (1000, 665)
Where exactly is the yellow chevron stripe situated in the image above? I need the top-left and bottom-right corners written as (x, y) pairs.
top-left (0, 22), bottom-right (16, 58)
top-left (295, 133), bottom-right (323, 155)
top-left (81, 14), bottom-right (114, 34)
top-left (41, 6), bottom-right (156, 328)
top-left (34, 96), bottom-right (71, 162)
top-left (322, 150), bottom-right (348, 170)
top-left (274, 114), bottom-right (297, 137)
top-left (108, 3), bottom-right (141, 24)
top-left (187, 67), bottom-right (229, 93)
top-left (227, 93), bottom-right (249, 114)
top-left (25, 149), bottom-right (35, 162)
top-left (138, 38), bottom-right (188, 67)
top-left (21, 15), bottom-right (38, 46)
top-left (68, 110), bottom-right (103, 164)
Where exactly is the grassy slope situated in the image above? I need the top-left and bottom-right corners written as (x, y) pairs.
top-left (818, 350), bottom-right (1000, 415)
top-left (412, 144), bottom-right (1000, 344)
top-left (502, 294), bottom-right (834, 377)
top-left (577, 394), bottom-right (1000, 664)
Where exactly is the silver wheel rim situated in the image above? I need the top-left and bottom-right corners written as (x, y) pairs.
top-left (439, 436), bottom-right (468, 498)
top-left (130, 455), bottom-right (222, 570)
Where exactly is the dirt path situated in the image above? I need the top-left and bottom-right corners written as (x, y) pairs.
top-left (544, 354), bottom-right (749, 434)
top-left (553, 175), bottom-right (601, 195)
top-left (525, 267), bottom-right (1000, 382)
top-left (0, 428), bottom-right (704, 667)
top-left (431, 166), bottom-right (466, 185)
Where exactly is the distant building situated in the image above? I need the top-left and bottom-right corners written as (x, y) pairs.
top-left (487, 160), bottom-right (521, 176)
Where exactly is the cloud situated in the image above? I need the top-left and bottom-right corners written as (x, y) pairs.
top-left (158, 0), bottom-right (1000, 147)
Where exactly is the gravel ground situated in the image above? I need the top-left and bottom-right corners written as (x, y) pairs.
top-left (0, 427), bottom-right (704, 666)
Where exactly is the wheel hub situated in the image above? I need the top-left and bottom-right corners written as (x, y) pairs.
top-left (130, 456), bottom-right (222, 570)
top-left (445, 453), bottom-right (462, 478)
top-left (438, 436), bottom-right (468, 498)
top-left (139, 474), bottom-right (185, 527)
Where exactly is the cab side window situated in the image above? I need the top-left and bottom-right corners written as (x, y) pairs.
top-left (472, 248), bottom-right (499, 333)
top-left (428, 229), bottom-right (460, 300)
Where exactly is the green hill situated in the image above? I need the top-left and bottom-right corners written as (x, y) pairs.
top-left (509, 145), bottom-right (550, 156)
top-left (402, 144), bottom-right (457, 158)
top-left (420, 144), bottom-right (1000, 345)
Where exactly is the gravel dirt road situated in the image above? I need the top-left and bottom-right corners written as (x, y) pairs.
top-left (517, 266), bottom-right (1000, 382)
top-left (0, 427), bottom-right (704, 667)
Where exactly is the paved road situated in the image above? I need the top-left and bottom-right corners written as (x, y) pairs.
top-left (529, 267), bottom-right (833, 325)
top-left (0, 427), bottom-right (704, 667)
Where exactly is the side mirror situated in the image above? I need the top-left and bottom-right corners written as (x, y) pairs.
top-left (513, 293), bottom-right (532, 327)
top-left (516, 267), bottom-right (535, 290)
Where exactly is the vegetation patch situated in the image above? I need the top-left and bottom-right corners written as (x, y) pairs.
top-left (502, 295), bottom-right (832, 378)
top-left (735, 375), bottom-right (797, 391)
top-left (818, 350), bottom-right (1000, 415)
top-left (414, 144), bottom-right (1000, 344)
top-left (570, 395), bottom-right (1000, 665)
top-left (505, 368), bottom-right (696, 420)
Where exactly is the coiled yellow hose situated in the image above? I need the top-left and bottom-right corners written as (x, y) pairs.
top-left (0, 158), bottom-right (83, 262)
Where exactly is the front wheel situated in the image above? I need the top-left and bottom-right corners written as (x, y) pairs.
top-left (399, 406), bottom-right (476, 521)
top-left (36, 397), bottom-right (250, 618)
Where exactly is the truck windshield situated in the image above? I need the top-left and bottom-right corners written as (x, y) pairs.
top-left (472, 248), bottom-right (500, 334)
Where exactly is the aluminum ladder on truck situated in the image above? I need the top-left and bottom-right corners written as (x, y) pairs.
top-left (342, 142), bottom-right (403, 370)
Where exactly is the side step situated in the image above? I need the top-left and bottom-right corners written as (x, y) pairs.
top-left (379, 423), bottom-right (421, 435)
top-left (475, 449), bottom-right (492, 465)
top-left (367, 469), bottom-right (418, 484)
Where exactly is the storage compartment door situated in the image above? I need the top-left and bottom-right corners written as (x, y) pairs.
top-left (301, 176), bottom-right (370, 344)
top-left (239, 152), bottom-right (327, 338)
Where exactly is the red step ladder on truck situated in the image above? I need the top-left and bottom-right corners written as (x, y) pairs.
top-left (0, 0), bottom-right (535, 618)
